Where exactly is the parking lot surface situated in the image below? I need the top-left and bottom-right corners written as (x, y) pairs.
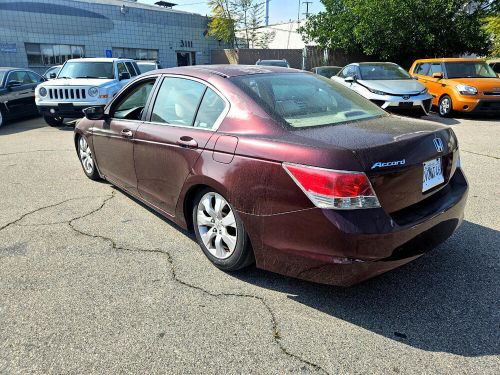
top-left (0, 114), bottom-right (499, 374)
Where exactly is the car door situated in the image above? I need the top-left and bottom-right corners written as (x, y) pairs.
top-left (134, 75), bottom-right (228, 216)
top-left (4, 71), bottom-right (34, 115)
top-left (92, 76), bottom-right (159, 195)
top-left (417, 62), bottom-right (443, 105)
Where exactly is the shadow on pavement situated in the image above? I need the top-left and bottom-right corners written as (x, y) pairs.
top-left (234, 221), bottom-right (500, 357)
top-left (423, 112), bottom-right (499, 125)
top-left (0, 116), bottom-right (75, 136)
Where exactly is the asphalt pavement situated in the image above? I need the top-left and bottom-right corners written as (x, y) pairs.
top-left (0, 113), bottom-right (499, 374)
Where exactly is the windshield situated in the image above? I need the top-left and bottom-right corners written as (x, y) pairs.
top-left (316, 67), bottom-right (341, 78)
top-left (231, 73), bottom-right (386, 129)
top-left (445, 62), bottom-right (497, 78)
top-left (57, 62), bottom-right (114, 79)
top-left (137, 63), bottom-right (156, 74)
top-left (257, 61), bottom-right (289, 67)
top-left (359, 64), bottom-right (411, 80)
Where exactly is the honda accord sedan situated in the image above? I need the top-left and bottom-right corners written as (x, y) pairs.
top-left (74, 65), bottom-right (468, 286)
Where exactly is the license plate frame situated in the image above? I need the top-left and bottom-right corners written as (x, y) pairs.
top-left (422, 157), bottom-right (444, 192)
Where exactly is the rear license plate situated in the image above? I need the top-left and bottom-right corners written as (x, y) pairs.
top-left (422, 158), bottom-right (444, 192)
top-left (399, 102), bottom-right (413, 108)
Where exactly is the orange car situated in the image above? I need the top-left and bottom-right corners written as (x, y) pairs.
top-left (409, 58), bottom-right (500, 117)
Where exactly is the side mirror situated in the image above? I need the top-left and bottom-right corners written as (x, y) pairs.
top-left (344, 76), bottom-right (356, 83)
top-left (49, 73), bottom-right (57, 79)
top-left (432, 72), bottom-right (443, 79)
top-left (6, 80), bottom-right (22, 89)
top-left (119, 72), bottom-right (130, 81)
top-left (83, 106), bottom-right (106, 120)
top-left (412, 75), bottom-right (418, 80)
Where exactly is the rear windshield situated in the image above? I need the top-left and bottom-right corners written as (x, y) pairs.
top-left (231, 73), bottom-right (386, 128)
top-left (58, 62), bottom-right (114, 79)
top-left (359, 64), bottom-right (411, 80)
top-left (137, 63), bottom-right (156, 74)
top-left (316, 67), bottom-right (341, 77)
top-left (257, 61), bottom-right (289, 67)
top-left (444, 62), bottom-right (496, 78)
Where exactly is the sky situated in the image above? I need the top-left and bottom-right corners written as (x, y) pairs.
top-left (140, 0), bottom-right (325, 24)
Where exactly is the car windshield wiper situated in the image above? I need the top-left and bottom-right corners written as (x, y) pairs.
top-left (58, 76), bottom-right (71, 79)
top-left (75, 76), bottom-right (100, 79)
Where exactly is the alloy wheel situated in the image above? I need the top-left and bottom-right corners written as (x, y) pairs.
top-left (78, 136), bottom-right (94, 174)
top-left (439, 97), bottom-right (451, 116)
top-left (196, 192), bottom-right (238, 260)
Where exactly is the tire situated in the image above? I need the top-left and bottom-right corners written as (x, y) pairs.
top-left (44, 115), bottom-right (64, 127)
top-left (0, 107), bottom-right (5, 128)
top-left (77, 135), bottom-right (100, 180)
top-left (438, 95), bottom-right (453, 117)
top-left (192, 188), bottom-right (254, 271)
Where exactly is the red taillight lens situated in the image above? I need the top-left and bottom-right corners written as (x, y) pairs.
top-left (283, 163), bottom-right (380, 209)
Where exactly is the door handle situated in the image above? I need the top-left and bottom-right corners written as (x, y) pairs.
top-left (176, 136), bottom-right (198, 148)
top-left (121, 129), bottom-right (133, 138)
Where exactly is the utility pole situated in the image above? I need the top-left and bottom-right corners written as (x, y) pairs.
top-left (303, 1), bottom-right (312, 18)
top-left (265, 0), bottom-right (270, 26)
top-left (297, 0), bottom-right (301, 22)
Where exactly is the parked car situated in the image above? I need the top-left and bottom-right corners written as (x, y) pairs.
top-left (487, 59), bottom-right (500, 76)
top-left (35, 57), bottom-right (141, 126)
top-left (43, 65), bottom-right (62, 80)
top-left (0, 68), bottom-right (45, 128)
top-left (74, 65), bottom-right (467, 286)
top-left (256, 59), bottom-right (290, 68)
top-left (332, 62), bottom-right (432, 115)
top-left (409, 58), bottom-right (500, 117)
top-left (136, 60), bottom-right (162, 74)
top-left (311, 66), bottom-right (342, 78)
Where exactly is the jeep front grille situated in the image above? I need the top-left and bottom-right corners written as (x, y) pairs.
top-left (48, 88), bottom-right (86, 100)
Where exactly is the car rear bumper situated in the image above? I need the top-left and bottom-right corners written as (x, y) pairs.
top-left (239, 168), bottom-right (468, 286)
top-left (37, 104), bottom-right (88, 118)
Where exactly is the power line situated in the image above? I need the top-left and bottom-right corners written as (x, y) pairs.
top-left (302, 1), bottom-right (312, 18)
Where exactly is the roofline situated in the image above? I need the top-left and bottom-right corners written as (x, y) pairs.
top-left (413, 58), bottom-right (487, 62)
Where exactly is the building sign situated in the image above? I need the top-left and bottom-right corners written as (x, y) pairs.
top-left (0, 43), bottom-right (17, 53)
top-left (105, 49), bottom-right (112, 57)
top-left (180, 40), bottom-right (193, 48)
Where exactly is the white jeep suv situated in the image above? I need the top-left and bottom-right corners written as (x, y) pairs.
top-left (35, 58), bottom-right (140, 126)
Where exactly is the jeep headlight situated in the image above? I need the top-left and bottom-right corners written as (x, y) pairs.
top-left (39, 87), bottom-right (47, 97)
top-left (456, 84), bottom-right (477, 96)
top-left (88, 87), bottom-right (99, 97)
top-left (419, 87), bottom-right (428, 95)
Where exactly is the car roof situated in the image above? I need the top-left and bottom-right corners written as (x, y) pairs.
top-left (65, 57), bottom-right (133, 63)
top-left (350, 62), bottom-right (399, 66)
top-left (313, 66), bottom-right (342, 69)
top-left (144, 64), bottom-right (300, 78)
top-left (413, 58), bottom-right (486, 63)
top-left (0, 67), bottom-right (28, 71)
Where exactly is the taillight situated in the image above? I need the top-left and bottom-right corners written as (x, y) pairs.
top-left (282, 163), bottom-right (380, 209)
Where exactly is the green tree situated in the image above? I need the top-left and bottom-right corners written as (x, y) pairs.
top-left (299, 0), bottom-right (494, 66)
top-left (207, 0), bottom-right (238, 48)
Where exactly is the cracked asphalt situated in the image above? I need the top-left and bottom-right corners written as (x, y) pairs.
top-left (0, 114), bottom-right (499, 375)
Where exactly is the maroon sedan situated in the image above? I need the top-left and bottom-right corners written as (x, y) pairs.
top-left (74, 65), bottom-right (468, 286)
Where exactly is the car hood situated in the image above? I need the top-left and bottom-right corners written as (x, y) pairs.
top-left (358, 79), bottom-right (425, 95)
top-left (40, 78), bottom-right (116, 87)
top-left (446, 77), bottom-right (500, 91)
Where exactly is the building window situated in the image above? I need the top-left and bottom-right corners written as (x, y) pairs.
top-left (25, 43), bottom-right (85, 66)
top-left (113, 47), bottom-right (158, 61)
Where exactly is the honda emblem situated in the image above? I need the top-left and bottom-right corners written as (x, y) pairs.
top-left (433, 138), bottom-right (444, 153)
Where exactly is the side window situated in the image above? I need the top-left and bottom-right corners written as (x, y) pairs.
top-left (194, 88), bottom-right (226, 129)
top-left (125, 61), bottom-right (137, 77)
top-left (428, 63), bottom-right (442, 76)
top-left (112, 79), bottom-right (156, 120)
top-left (415, 63), bottom-right (430, 75)
top-left (117, 62), bottom-right (128, 77)
top-left (7, 71), bottom-right (24, 83)
top-left (28, 71), bottom-right (44, 83)
top-left (339, 66), bottom-right (351, 78)
top-left (150, 77), bottom-right (206, 126)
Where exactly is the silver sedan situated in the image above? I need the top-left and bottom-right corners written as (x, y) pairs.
top-left (332, 62), bottom-right (433, 116)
